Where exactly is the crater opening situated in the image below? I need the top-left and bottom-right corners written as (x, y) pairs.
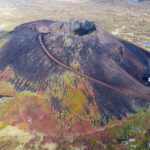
top-left (70, 19), bottom-right (96, 36)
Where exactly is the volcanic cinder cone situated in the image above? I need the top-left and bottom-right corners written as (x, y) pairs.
top-left (0, 19), bottom-right (150, 121)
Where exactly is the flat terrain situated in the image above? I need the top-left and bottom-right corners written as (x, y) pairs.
top-left (0, 0), bottom-right (150, 50)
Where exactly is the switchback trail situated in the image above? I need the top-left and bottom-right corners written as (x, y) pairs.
top-left (38, 33), bottom-right (150, 100)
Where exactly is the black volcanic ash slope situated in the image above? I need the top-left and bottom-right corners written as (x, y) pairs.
top-left (0, 19), bottom-right (150, 119)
